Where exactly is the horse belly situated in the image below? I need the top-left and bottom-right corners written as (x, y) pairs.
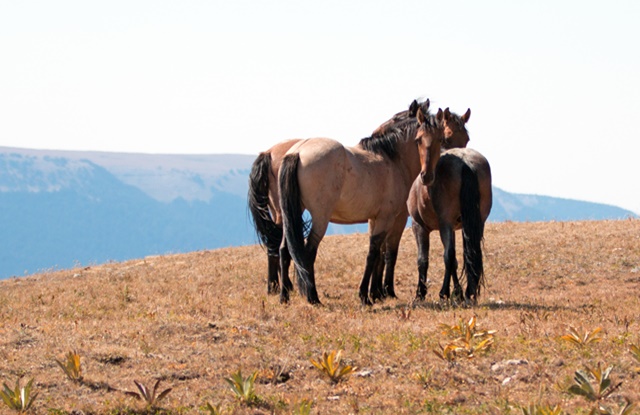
top-left (330, 162), bottom-right (394, 224)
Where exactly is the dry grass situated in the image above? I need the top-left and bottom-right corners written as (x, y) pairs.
top-left (1, 219), bottom-right (639, 414)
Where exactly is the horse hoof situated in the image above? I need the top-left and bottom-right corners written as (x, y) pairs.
top-left (268, 285), bottom-right (279, 295)
top-left (384, 287), bottom-right (397, 298)
top-left (307, 295), bottom-right (322, 306)
top-left (370, 291), bottom-right (384, 303)
top-left (414, 295), bottom-right (426, 302)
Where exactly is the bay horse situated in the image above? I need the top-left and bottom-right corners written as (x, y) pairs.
top-left (278, 106), bottom-right (445, 305)
top-left (248, 100), bottom-right (431, 295)
top-left (407, 147), bottom-right (492, 304)
top-left (373, 106), bottom-right (471, 300)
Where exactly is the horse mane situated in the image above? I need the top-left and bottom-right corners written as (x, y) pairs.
top-left (358, 116), bottom-right (420, 160)
top-left (360, 99), bottom-right (433, 159)
top-left (370, 99), bottom-right (430, 137)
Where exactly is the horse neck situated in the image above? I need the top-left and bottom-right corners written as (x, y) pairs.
top-left (443, 130), bottom-right (469, 150)
top-left (393, 126), bottom-right (422, 182)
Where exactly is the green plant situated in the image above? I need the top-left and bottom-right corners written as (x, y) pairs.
top-left (433, 343), bottom-right (458, 363)
top-left (0, 377), bottom-right (38, 413)
top-left (202, 401), bottom-right (223, 414)
top-left (520, 403), bottom-right (564, 415)
top-left (55, 350), bottom-right (83, 383)
top-left (414, 367), bottom-right (434, 389)
top-left (310, 350), bottom-right (355, 383)
top-left (433, 316), bottom-right (495, 361)
top-left (567, 364), bottom-right (622, 404)
top-left (587, 399), bottom-right (637, 415)
top-left (124, 379), bottom-right (172, 408)
top-left (224, 369), bottom-right (259, 404)
top-left (560, 326), bottom-right (603, 348)
top-left (292, 399), bottom-right (313, 415)
top-left (630, 344), bottom-right (640, 362)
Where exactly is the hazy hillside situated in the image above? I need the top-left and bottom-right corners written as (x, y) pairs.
top-left (0, 146), bottom-right (635, 279)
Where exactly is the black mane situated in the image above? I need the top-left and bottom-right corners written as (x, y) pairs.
top-left (359, 117), bottom-right (419, 160)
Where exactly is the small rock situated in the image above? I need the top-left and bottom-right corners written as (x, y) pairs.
top-left (491, 359), bottom-right (528, 373)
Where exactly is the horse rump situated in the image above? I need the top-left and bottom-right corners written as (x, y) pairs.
top-left (248, 152), bottom-right (283, 255)
top-left (279, 153), bottom-right (314, 299)
top-left (460, 163), bottom-right (485, 299)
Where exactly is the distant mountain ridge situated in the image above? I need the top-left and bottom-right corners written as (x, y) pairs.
top-left (0, 146), bottom-right (635, 279)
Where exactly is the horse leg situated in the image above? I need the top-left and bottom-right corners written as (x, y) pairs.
top-left (359, 232), bottom-right (386, 306)
top-left (267, 244), bottom-right (281, 294)
top-left (369, 247), bottom-right (386, 303)
top-left (278, 239), bottom-right (293, 304)
top-left (450, 265), bottom-right (464, 304)
top-left (382, 217), bottom-right (407, 299)
top-left (412, 220), bottom-right (430, 301)
top-left (301, 230), bottom-right (323, 305)
top-left (438, 225), bottom-right (459, 302)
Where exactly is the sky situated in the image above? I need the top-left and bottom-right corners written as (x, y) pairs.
top-left (1, 1), bottom-right (639, 214)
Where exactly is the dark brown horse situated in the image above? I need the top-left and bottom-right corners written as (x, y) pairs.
top-left (373, 107), bottom-right (471, 299)
top-left (407, 147), bottom-right (492, 304)
top-left (278, 106), bottom-right (445, 305)
top-left (248, 100), bottom-right (431, 296)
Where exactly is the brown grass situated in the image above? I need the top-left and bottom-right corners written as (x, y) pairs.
top-left (1, 219), bottom-right (639, 414)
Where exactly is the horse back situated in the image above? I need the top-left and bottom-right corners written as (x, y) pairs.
top-left (266, 139), bottom-right (303, 225)
top-left (434, 148), bottom-right (492, 223)
top-left (286, 138), bottom-right (349, 221)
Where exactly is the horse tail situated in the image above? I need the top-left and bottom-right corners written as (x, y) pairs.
top-left (247, 152), bottom-right (282, 256)
top-left (279, 153), bottom-right (312, 295)
top-left (460, 162), bottom-right (485, 296)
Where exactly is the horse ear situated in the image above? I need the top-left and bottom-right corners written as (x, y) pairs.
top-left (444, 107), bottom-right (451, 121)
top-left (436, 108), bottom-right (444, 126)
top-left (462, 108), bottom-right (471, 123)
top-left (423, 99), bottom-right (430, 113)
top-left (417, 106), bottom-right (426, 124)
top-left (409, 100), bottom-right (419, 117)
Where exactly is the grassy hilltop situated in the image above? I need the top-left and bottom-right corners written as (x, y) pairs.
top-left (1, 220), bottom-right (639, 414)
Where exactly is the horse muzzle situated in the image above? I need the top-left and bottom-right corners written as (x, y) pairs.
top-left (420, 171), bottom-right (434, 186)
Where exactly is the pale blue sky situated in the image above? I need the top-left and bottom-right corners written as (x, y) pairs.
top-left (1, 1), bottom-right (639, 214)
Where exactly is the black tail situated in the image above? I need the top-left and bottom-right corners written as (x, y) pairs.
top-left (460, 163), bottom-right (485, 297)
top-left (248, 152), bottom-right (282, 256)
top-left (279, 153), bottom-right (312, 296)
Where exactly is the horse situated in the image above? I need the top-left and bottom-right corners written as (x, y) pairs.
top-left (248, 100), bottom-right (431, 296)
top-left (248, 138), bottom-right (302, 294)
top-left (373, 106), bottom-right (471, 300)
top-left (278, 105), bottom-right (445, 306)
top-left (407, 147), bottom-right (492, 304)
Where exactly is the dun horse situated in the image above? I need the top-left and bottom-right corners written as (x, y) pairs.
top-left (407, 147), bottom-right (492, 304)
top-left (248, 100), bottom-right (431, 296)
top-left (248, 138), bottom-right (302, 294)
top-left (278, 106), bottom-right (445, 305)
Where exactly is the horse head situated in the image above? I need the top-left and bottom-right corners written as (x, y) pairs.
top-left (371, 99), bottom-right (431, 137)
top-left (415, 106), bottom-right (444, 186)
top-left (443, 107), bottom-right (471, 149)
